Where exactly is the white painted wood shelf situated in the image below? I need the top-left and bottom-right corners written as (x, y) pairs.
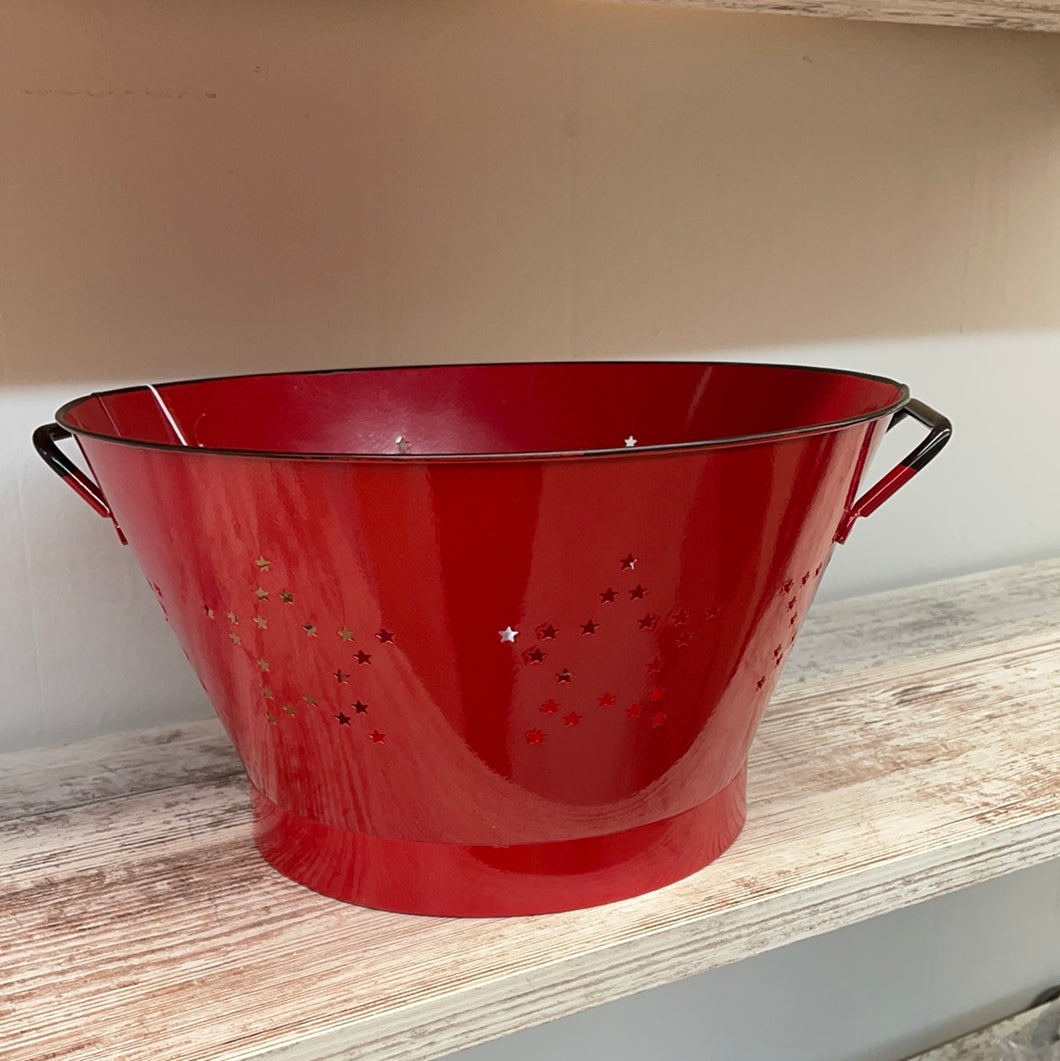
top-left (609, 0), bottom-right (1060, 34)
top-left (3, 559), bottom-right (1060, 1061)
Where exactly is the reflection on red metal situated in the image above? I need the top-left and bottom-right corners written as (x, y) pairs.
top-left (34, 361), bottom-right (950, 916)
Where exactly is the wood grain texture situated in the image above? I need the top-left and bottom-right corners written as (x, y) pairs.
top-left (602, 0), bottom-right (1060, 33)
top-left (2, 558), bottom-right (1059, 1061)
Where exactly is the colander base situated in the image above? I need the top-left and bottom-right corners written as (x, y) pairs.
top-left (250, 768), bottom-right (747, 916)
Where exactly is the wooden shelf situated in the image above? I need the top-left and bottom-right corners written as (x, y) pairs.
top-left (4, 559), bottom-right (1060, 1061)
top-left (609, 0), bottom-right (1060, 34)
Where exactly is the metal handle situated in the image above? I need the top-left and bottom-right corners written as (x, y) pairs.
top-left (32, 423), bottom-right (113, 519)
top-left (835, 398), bottom-right (952, 544)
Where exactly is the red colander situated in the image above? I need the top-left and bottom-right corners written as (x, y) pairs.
top-left (34, 361), bottom-right (950, 916)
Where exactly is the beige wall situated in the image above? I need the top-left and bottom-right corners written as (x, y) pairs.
top-left (4, 0), bottom-right (1060, 387)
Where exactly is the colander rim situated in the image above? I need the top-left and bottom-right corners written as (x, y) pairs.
top-left (55, 359), bottom-right (912, 463)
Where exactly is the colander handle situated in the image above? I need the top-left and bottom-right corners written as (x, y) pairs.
top-left (835, 398), bottom-right (952, 544)
top-left (32, 423), bottom-right (113, 520)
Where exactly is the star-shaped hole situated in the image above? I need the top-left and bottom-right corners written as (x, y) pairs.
top-left (650, 712), bottom-right (667, 729)
top-left (620, 553), bottom-right (637, 570)
top-left (255, 587), bottom-right (269, 601)
top-left (580, 619), bottom-right (599, 636)
top-left (302, 622), bottom-right (318, 638)
top-left (676, 630), bottom-right (694, 648)
top-left (265, 711), bottom-right (278, 725)
top-left (638, 613), bottom-right (657, 630)
top-left (756, 676), bottom-right (766, 690)
top-left (525, 728), bottom-right (546, 745)
top-left (369, 730), bottom-right (386, 744)
top-left (673, 608), bottom-right (689, 625)
top-left (649, 688), bottom-right (663, 702)
top-left (262, 686), bottom-right (274, 699)
top-left (353, 700), bottom-right (369, 714)
top-left (626, 704), bottom-right (641, 719)
top-left (256, 658), bottom-right (269, 671)
top-left (303, 693), bottom-right (318, 706)
top-left (282, 703), bottom-right (296, 717)
top-left (203, 605), bottom-right (215, 619)
top-left (334, 669), bottom-right (350, 684)
top-left (498, 626), bottom-right (519, 644)
top-left (629, 585), bottom-right (646, 600)
top-left (524, 646), bottom-right (547, 665)
top-left (395, 436), bottom-right (412, 454)
top-left (376, 628), bottom-right (395, 644)
top-left (597, 692), bottom-right (616, 707)
top-left (227, 611), bottom-right (239, 624)
top-left (801, 572), bottom-right (810, 586)
top-left (540, 699), bottom-right (560, 715)
top-left (624, 435), bottom-right (637, 448)
top-left (599, 588), bottom-right (617, 604)
top-left (815, 563), bottom-right (823, 577)
top-left (253, 615), bottom-right (268, 629)
top-left (787, 597), bottom-right (797, 610)
top-left (536, 623), bottom-right (558, 640)
top-left (355, 650), bottom-right (372, 665)
top-left (555, 668), bottom-right (573, 684)
top-left (279, 590), bottom-right (294, 604)
top-left (647, 657), bottom-right (663, 673)
top-left (563, 711), bottom-right (581, 727)
top-left (256, 556), bottom-right (271, 571)
top-left (229, 632), bottom-right (242, 645)
top-left (335, 712), bottom-right (351, 726)
top-left (338, 627), bottom-right (355, 642)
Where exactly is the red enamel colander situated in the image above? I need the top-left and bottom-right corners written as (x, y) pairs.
top-left (34, 361), bottom-right (950, 916)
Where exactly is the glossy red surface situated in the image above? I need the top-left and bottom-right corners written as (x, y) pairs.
top-left (44, 362), bottom-right (942, 915)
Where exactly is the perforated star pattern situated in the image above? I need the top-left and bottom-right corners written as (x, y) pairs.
top-left (202, 542), bottom-right (828, 760)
